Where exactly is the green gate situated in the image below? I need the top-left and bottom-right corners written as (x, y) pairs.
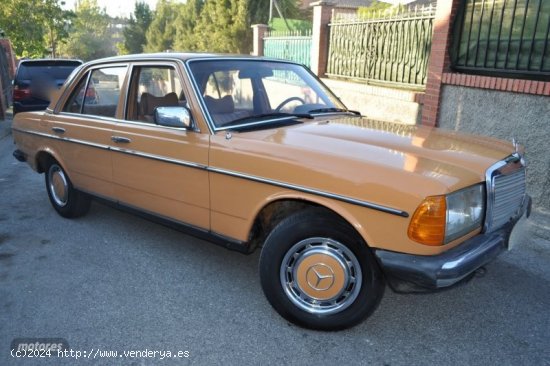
top-left (263, 30), bottom-right (312, 68)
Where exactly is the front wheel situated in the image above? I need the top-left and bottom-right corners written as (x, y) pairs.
top-left (259, 209), bottom-right (385, 330)
top-left (45, 161), bottom-right (91, 218)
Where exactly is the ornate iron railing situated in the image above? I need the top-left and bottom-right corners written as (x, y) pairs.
top-left (263, 30), bottom-right (312, 68)
top-left (327, 5), bottom-right (436, 87)
top-left (451, 0), bottom-right (550, 80)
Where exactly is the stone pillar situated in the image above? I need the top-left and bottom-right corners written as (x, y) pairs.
top-left (0, 39), bottom-right (16, 120)
top-left (251, 24), bottom-right (269, 56)
top-left (0, 39), bottom-right (17, 78)
top-left (421, 0), bottom-right (461, 126)
top-left (310, 1), bottom-right (334, 77)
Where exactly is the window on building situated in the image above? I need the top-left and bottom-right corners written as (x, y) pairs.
top-left (452, 0), bottom-right (550, 80)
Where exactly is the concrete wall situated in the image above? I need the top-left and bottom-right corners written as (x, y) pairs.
top-left (438, 85), bottom-right (549, 211)
top-left (322, 78), bottom-right (422, 125)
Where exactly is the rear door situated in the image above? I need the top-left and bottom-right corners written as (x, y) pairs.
top-left (49, 64), bottom-right (128, 199)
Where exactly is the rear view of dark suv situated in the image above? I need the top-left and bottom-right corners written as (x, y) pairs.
top-left (13, 59), bottom-right (82, 115)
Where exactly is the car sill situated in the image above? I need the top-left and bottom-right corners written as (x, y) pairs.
top-left (85, 194), bottom-right (253, 254)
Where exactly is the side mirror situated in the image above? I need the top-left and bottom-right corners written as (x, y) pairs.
top-left (154, 106), bottom-right (192, 129)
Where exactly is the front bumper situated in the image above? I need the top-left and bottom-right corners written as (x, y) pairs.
top-left (375, 195), bottom-right (531, 289)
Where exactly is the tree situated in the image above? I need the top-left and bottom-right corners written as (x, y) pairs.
top-left (172, 0), bottom-right (203, 52)
top-left (148, 0), bottom-right (303, 54)
top-left (122, 2), bottom-right (153, 54)
top-left (0, 0), bottom-right (73, 58)
top-left (144, 0), bottom-right (181, 52)
top-left (42, 0), bottom-right (75, 58)
top-left (58, 0), bottom-right (114, 61)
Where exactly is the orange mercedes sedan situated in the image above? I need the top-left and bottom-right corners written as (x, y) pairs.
top-left (12, 54), bottom-right (531, 330)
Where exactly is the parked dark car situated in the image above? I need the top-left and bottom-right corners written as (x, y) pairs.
top-left (13, 59), bottom-right (82, 115)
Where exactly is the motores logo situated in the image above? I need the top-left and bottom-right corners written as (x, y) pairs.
top-left (11, 338), bottom-right (69, 353)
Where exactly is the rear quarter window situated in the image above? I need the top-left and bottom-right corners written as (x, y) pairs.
top-left (16, 61), bottom-right (82, 81)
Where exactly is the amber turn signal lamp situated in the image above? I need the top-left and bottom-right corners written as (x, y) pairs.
top-left (408, 196), bottom-right (446, 246)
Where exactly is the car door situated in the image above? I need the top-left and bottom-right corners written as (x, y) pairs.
top-left (110, 62), bottom-right (210, 229)
top-left (48, 64), bottom-right (128, 199)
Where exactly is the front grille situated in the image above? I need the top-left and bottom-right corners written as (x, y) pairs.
top-left (485, 156), bottom-right (526, 232)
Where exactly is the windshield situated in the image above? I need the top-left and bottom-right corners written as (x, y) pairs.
top-left (188, 59), bottom-right (348, 130)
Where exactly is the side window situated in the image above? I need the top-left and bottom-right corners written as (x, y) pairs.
top-left (127, 66), bottom-right (184, 123)
top-left (62, 73), bottom-right (89, 114)
top-left (81, 66), bottom-right (127, 118)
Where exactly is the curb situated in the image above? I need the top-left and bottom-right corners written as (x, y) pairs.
top-left (527, 209), bottom-right (550, 242)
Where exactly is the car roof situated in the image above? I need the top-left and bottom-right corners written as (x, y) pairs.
top-left (83, 52), bottom-right (296, 67)
top-left (19, 59), bottom-right (83, 65)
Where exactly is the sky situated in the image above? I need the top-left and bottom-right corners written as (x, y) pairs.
top-left (62, 0), bottom-right (162, 18)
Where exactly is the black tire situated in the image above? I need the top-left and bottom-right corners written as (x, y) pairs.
top-left (45, 160), bottom-right (91, 218)
top-left (259, 208), bottom-right (385, 330)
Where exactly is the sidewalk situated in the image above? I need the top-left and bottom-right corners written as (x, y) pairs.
top-left (527, 208), bottom-right (550, 241)
top-left (0, 107), bottom-right (12, 140)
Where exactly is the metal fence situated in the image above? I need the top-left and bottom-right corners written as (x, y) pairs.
top-left (263, 30), bottom-right (312, 68)
top-left (452, 0), bottom-right (550, 79)
top-left (327, 5), bottom-right (436, 87)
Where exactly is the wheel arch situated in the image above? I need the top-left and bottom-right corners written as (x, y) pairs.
top-left (35, 148), bottom-right (69, 175)
top-left (247, 192), bottom-right (375, 251)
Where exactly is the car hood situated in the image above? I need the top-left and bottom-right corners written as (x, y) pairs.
top-left (210, 116), bottom-right (516, 211)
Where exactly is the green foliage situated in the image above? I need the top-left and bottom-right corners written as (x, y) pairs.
top-left (357, 0), bottom-right (392, 19)
top-left (248, 0), bottom-right (302, 25)
top-left (0, 0), bottom-right (73, 58)
top-left (157, 0), bottom-right (304, 54)
top-left (172, 0), bottom-right (203, 51)
top-left (123, 2), bottom-right (153, 54)
top-left (192, 0), bottom-right (250, 53)
top-left (269, 18), bottom-right (312, 32)
top-left (144, 0), bottom-right (181, 52)
top-left (57, 0), bottom-right (114, 61)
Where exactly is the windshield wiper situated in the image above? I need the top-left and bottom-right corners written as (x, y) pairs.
top-left (222, 112), bottom-right (314, 128)
top-left (307, 107), bottom-right (361, 115)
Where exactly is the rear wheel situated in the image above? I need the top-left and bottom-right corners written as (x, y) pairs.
top-left (259, 209), bottom-right (384, 330)
top-left (45, 161), bottom-right (90, 218)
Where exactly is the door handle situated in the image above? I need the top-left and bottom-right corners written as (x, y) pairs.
top-left (51, 127), bottom-right (65, 134)
top-left (111, 136), bottom-right (131, 143)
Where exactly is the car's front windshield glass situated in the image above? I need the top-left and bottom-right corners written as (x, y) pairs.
top-left (188, 59), bottom-right (348, 130)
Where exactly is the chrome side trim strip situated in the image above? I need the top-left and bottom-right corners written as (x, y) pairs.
top-left (207, 167), bottom-right (409, 217)
top-left (110, 147), bottom-right (208, 170)
top-left (12, 128), bottom-right (110, 151)
top-left (14, 127), bottom-right (409, 217)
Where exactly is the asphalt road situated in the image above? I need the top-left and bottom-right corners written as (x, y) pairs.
top-left (0, 118), bottom-right (549, 366)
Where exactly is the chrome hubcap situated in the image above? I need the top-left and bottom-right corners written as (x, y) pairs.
top-left (280, 237), bottom-right (362, 315)
top-left (48, 165), bottom-right (68, 207)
